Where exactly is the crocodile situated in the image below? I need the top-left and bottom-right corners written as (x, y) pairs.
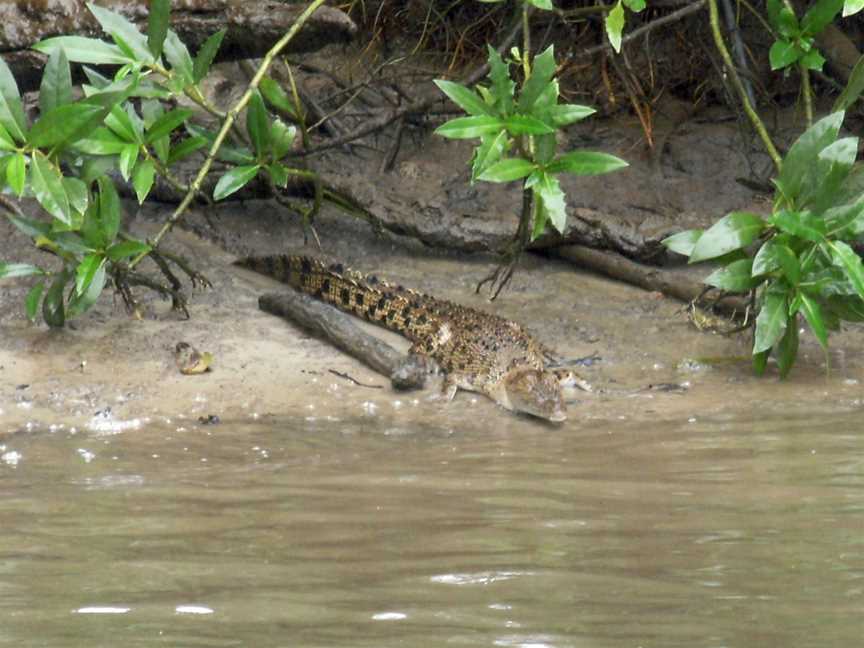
top-left (236, 255), bottom-right (586, 422)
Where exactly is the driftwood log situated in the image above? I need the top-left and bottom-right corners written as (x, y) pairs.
top-left (554, 245), bottom-right (747, 314)
top-left (1, 0), bottom-right (357, 91)
top-left (258, 291), bottom-right (426, 390)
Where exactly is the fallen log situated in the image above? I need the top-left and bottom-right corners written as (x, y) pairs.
top-left (554, 244), bottom-right (747, 314)
top-left (258, 291), bottom-right (426, 390)
top-left (1, 1), bottom-right (357, 91)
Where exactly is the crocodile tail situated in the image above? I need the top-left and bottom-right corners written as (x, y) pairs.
top-left (235, 255), bottom-right (417, 332)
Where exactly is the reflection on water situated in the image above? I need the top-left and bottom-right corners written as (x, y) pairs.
top-left (0, 411), bottom-right (862, 647)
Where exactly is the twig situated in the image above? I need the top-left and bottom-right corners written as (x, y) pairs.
top-left (327, 369), bottom-right (383, 389)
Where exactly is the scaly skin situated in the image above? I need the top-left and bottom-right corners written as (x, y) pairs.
top-left (236, 255), bottom-right (580, 422)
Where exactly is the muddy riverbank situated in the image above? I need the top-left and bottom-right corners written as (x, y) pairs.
top-left (2, 189), bottom-right (864, 436)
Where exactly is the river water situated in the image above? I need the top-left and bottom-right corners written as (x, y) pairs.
top-left (1, 408), bottom-right (862, 647)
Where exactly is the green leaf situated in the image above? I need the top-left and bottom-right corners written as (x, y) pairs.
top-left (502, 114), bottom-right (554, 135)
top-left (28, 101), bottom-right (107, 148)
top-left (25, 281), bottom-right (45, 322)
top-left (74, 126), bottom-right (129, 155)
top-left (141, 96), bottom-right (164, 130)
top-left (87, 2), bottom-right (153, 63)
top-left (486, 45), bottom-right (514, 114)
top-left (752, 240), bottom-right (780, 275)
top-left (844, 0), bottom-right (864, 15)
top-left (546, 104), bottom-right (595, 127)
top-left (270, 119), bottom-right (296, 159)
top-left (163, 29), bottom-right (194, 86)
top-left (144, 107), bottom-right (192, 144)
top-left (662, 229), bottom-right (703, 257)
top-left (518, 45), bottom-right (557, 112)
top-left (132, 158), bottom-right (155, 204)
top-left (260, 76), bottom-right (299, 119)
top-left (166, 135), bottom-right (207, 165)
top-left (801, 0), bottom-right (844, 35)
top-left (105, 103), bottom-right (140, 143)
top-left (546, 150), bottom-right (629, 175)
top-left (5, 212), bottom-right (49, 238)
top-left (774, 313), bottom-right (799, 378)
top-left (830, 240), bottom-right (864, 300)
top-left (834, 53), bottom-right (864, 112)
top-left (81, 201), bottom-right (105, 250)
top-left (435, 115), bottom-right (504, 139)
top-left (98, 175), bottom-right (121, 242)
top-left (119, 143), bottom-right (139, 180)
top-left (752, 240), bottom-right (800, 284)
top-left (7, 152), bottom-right (25, 197)
top-left (527, 0), bottom-right (555, 8)
top-left (193, 28), bottom-right (226, 83)
top-left (34, 36), bottom-right (133, 65)
top-left (68, 259), bottom-right (106, 317)
top-left (777, 111), bottom-right (844, 206)
top-left (704, 258), bottom-right (759, 292)
top-left (471, 130), bottom-right (509, 182)
top-left (266, 163), bottom-right (289, 189)
top-left (0, 262), bottom-right (46, 278)
top-left (798, 292), bottom-right (829, 351)
top-left (533, 172), bottom-right (567, 234)
top-left (64, 177), bottom-right (88, 217)
top-left (478, 157), bottom-right (536, 183)
top-left (689, 211), bottom-right (766, 263)
top-left (106, 239), bottom-right (151, 261)
top-left (39, 47), bottom-right (72, 114)
top-left (807, 136), bottom-right (858, 212)
top-left (752, 348), bottom-right (770, 376)
top-left (42, 270), bottom-right (70, 328)
top-left (769, 39), bottom-right (802, 70)
top-left (434, 80), bottom-right (492, 116)
top-left (0, 57), bottom-right (27, 143)
top-left (246, 90), bottom-right (269, 157)
top-left (0, 122), bottom-right (15, 151)
top-left (605, 1), bottom-right (626, 53)
top-left (776, 5), bottom-right (801, 36)
top-left (29, 153), bottom-right (71, 225)
top-left (50, 232), bottom-right (92, 255)
top-left (75, 253), bottom-right (105, 296)
top-left (754, 290), bottom-right (789, 353)
top-left (214, 164), bottom-right (260, 201)
top-left (800, 48), bottom-right (826, 72)
top-left (771, 209), bottom-right (825, 242)
top-left (147, 0), bottom-right (171, 59)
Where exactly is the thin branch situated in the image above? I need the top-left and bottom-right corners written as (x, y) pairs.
top-left (572, 0), bottom-right (707, 60)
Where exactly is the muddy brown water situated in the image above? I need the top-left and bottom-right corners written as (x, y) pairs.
top-left (2, 405), bottom-right (862, 647)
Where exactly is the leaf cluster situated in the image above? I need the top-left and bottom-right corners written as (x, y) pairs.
top-left (434, 44), bottom-right (627, 239)
top-left (0, 1), bottom-right (303, 326)
top-left (765, 0), bottom-right (845, 71)
top-left (664, 111), bottom-right (864, 377)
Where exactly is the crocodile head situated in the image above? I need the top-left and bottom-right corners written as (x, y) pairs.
top-left (504, 368), bottom-right (567, 423)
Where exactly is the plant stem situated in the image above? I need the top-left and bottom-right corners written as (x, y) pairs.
top-left (129, 0), bottom-right (328, 269)
top-left (706, 0), bottom-right (782, 170)
top-left (800, 63), bottom-right (813, 126)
